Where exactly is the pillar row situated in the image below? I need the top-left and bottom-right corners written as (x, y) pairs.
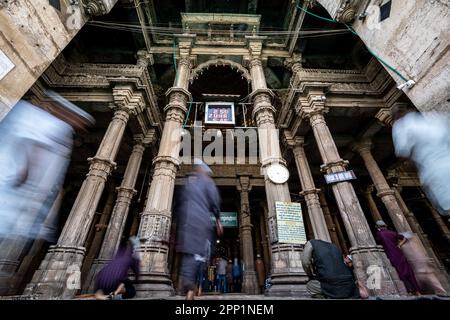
top-left (24, 103), bottom-right (136, 298)
top-left (353, 140), bottom-right (447, 294)
top-left (299, 90), bottom-right (406, 296)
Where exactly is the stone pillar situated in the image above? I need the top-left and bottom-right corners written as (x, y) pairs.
top-left (420, 191), bottom-right (450, 245)
top-left (317, 191), bottom-right (342, 251)
top-left (364, 185), bottom-right (383, 222)
top-left (237, 177), bottom-right (258, 294)
top-left (259, 210), bottom-right (270, 279)
top-left (84, 133), bottom-right (152, 292)
top-left (247, 38), bottom-right (308, 296)
top-left (24, 100), bottom-right (138, 298)
top-left (285, 134), bottom-right (331, 242)
top-left (354, 140), bottom-right (447, 293)
top-left (80, 182), bottom-right (117, 291)
top-left (299, 89), bottom-right (405, 296)
top-left (135, 37), bottom-right (194, 297)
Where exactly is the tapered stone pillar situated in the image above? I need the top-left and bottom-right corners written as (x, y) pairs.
top-left (354, 140), bottom-right (447, 294)
top-left (237, 177), bottom-right (258, 294)
top-left (259, 210), bottom-right (271, 279)
top-left (24, 99), bottom-right (139, 298)
top-left (135, 39), bottom-right (194, 297)
top-left (84, 133), bottom-right (152, 292)
top-left (420, 191), bottom-right (450, 245)
top-left (247, 38), bottom-right (308, 296)
top-left (80, 182), bottom-right (117, 291)
top-left (299, 89), bottom-right (405, 296)
top-left (317, 191), bottom-right (342, 251)
top-left (285, 134), bottom-right (331, 242)
top-left (364, 185), bottom-right (383, 222)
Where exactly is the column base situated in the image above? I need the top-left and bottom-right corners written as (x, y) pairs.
top-left (265, 244), bottom-right (309, 297)
top-left (82, 258), bottom-right (110, 293)
top-left (0, 259), bottom-right (20, 296)
top-left (242, 270), bottom-right (259, 295)
top-left (350, 245), bottom-right (407, 297)
top-left (134, 272), bottom-right (174, 298)
top-left (23, 245), bottom-right (86, 299)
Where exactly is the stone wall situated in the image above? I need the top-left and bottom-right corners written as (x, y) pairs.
top-left (317, 0), bottom-right (450, 112)
top-left (0, 0), bottom-right (117, 120)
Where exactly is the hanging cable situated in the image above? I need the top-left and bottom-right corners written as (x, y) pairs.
top-left (295, 0), bottom-right (409, 82)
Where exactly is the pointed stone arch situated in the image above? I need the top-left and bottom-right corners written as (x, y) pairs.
top-left (189, 59), bottom-right (251, 84)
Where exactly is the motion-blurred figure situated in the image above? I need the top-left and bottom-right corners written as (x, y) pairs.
top-left (0, 93), bottom-right (94, 241)
top-left (95, 236), bottom-right (141, 300)
top-left (375, 220), bottom-right (421, 295)
top-left (392, 110), bottom-right (450, 216)
top-left (176, 158), bottom-right (222, 300)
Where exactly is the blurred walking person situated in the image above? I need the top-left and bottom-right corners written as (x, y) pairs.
top-left (0, 93), bottom-right (94, 294)
top-left (176, 158), bottom-right (223, 300)
top-left (392, 110), bottom-right (450, 217)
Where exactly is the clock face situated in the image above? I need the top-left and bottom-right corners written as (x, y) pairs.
top-left (267, 163), bottom-right (290, 184)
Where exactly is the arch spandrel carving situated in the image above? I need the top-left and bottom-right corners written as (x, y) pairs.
top-left (189, 59), bottom-right (252, 84)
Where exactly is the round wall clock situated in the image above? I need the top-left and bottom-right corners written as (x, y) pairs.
top-left (267, 163), bottom-right (290, 184)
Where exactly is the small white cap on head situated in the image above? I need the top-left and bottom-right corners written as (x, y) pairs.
top-left (376, 220), bottom-right (387, 227)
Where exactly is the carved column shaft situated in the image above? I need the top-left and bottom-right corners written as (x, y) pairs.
top-left (84, 139), bottom-right (147, 292)
top-left (290, 138), bottom-right (330, 242)
top-left (249, 54), bottom-right (307, 296)
top-left (238, 177), bottom-right (258, 294)
top-left (24, 105), bottom-right (133, 298)
top-left (300, 92), bottom-right (406, 296)
top-left (135, 53), bottom-right (193, 297)
top-left (364, 186), bottom-right (383, 223)
top-left (318, 191), bottom-right (343, 251)
top-left (354, 141), bottom-right (447, 294)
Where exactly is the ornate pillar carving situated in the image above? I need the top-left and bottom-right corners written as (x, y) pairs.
top-left (299, 89), bottom-right (406, 296)
top-left (354, 140), bottom-right (447, 293)
top-left (246, 37), bottom-right (308, 296)
top-left (364, 185), bottom-right (383, 223)
top-left (84, 132), bottom-right (154, 292)
top-left (237, 177), bottom-right (258, 294)
top-left (285, 133), bottom-right (331, 242)
top-left (135, 37), bottom-right (194, 297)
top-left (24, 89), bottom-right (143, 298)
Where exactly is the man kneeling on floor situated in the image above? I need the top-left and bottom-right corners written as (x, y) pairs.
top-left (301, 239), bottom-right (360, 299)
top-left (94, 236), bottom-right (141, 300)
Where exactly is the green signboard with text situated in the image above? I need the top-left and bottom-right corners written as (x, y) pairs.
top-left (211, 212), bottom-right (238, 228)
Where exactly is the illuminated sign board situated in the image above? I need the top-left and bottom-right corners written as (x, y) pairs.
top-left (204, 102), bottom-right (235, 125)
top-left (324, 170), bottom-right (356, 184)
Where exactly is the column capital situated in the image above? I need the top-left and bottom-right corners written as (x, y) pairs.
top-left (133, 129), bottom-right (157, 148)
top-left (136, 50), bottom-right (154, 68)
top-left (299, 95), bottom-right (329, 119)
top-left (284, 53), bottom-right (303, 73)
top-left (245, 35), bottom-right (266, 58)
top-left (112, 85), bottom-right (146, 115)
top-left (237, 176), bottom-right (252, 193)
top-left (352, 139), bottom-right (373, 155)
top-left (375, 108), bottom-right (393, 127)
top-left (283, 131), bottom-right (305, 149)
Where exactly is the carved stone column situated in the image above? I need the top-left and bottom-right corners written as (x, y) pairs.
top-left (259, 209), bottom-right (270, 279)
top-left (299, 89), bottom-right (405, 296)
top-left (419, 190), bottom-right (450, 245)
top-left (80, 182), bottom-right (117, 291)
top-left (237, 177), bottom-right (258, 294)
top-left (364, 185), bottom-right (383, 222)
top-left (84, 133), bottom-right (153, 292)
top-left (317, 191), bottom-right (342, 251)
top-left (135, 38), bottom-right (194, 298)
top-left (247, 38), bottom-right (308, 296)
top-left (285, 134), bottom-right (331, 242)
top-left (354, 140), bottom-right (447, 294)
top-left (24, 94), bottom-right (141, 298)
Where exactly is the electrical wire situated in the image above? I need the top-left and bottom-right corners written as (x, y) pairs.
top-left (295, 0), bottom-right (409, 82)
